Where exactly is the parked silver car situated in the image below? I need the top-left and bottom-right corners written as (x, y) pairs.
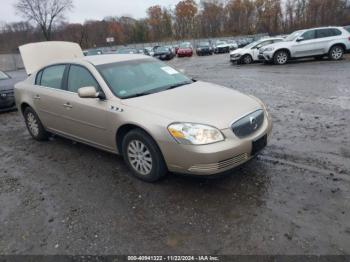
top-left (259, 26), bottom-right (350, 65)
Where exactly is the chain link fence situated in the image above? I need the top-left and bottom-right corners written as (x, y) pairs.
top-left (0, 33), bottom-right (268, 72)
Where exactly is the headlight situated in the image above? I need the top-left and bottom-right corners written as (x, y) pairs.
top-left (264, 47), bottom-right (275, 52)
top-left (168, 123), bottom-right (224, 145)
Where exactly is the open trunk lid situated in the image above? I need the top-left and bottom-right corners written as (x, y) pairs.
top-left (19, 41), bottom-right (83, 75)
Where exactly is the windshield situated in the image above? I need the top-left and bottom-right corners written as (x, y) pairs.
top-left (216, 41), bottom-right (226, 45)
top-left (198, 42), bottom-right (210, 47)
top-left (284, 30), bottom-right (303, 41)
top-left (97, 59), bottom-right (192, 99)
top-left (180, 42), bottom-right (191, 48)
top-left (244, 40), bottom-right (263, 49)
top-left (156, 47), bottom-right (169, 52)
top-left (116, 48), bottom-right (138, 54)
top-left (0, 71), bottom-right (10, 80)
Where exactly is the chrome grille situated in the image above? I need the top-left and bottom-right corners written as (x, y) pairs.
top-left (231, 110), bottom-right (264, 138)
top-left (188, 153), bottom-right (249, 173)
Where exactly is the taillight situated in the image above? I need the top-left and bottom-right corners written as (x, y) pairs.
top-left (348, 36), bottom-right (350, 41)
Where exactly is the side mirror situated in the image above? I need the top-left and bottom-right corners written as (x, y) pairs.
top-left (78, 86), bottom-right (99, 99)
top-left (296, 36), bottom-right (304, 42)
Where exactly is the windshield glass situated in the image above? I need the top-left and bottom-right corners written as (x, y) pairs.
top-left (180, 42), bottom-right (191, 48)
top-left (284, 30), bottom-right (303, 41)
top-left (216, 41), bottom-right (226, 45)
top-left (0, 71), bottom-right (10, 80)
top-left (156, 47), bottom-right (169, 52)
top-left (97, 59), bottom-right (192, 99)
top-left (244, 40), bottom-right (263, 49)
top-left (198, 42), bottom-right (210, 47)
top-left (116, 48), bottom-right (138, 54)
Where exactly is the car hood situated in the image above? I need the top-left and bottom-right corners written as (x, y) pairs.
top-left (122, 81), bottom-right (262, 129)
top-left (178, 48), bottom-right (192, 52)
top-left (230, 48), bottom-right (246, 55)
top-left (262, 41), bottom-right (291, 51)
top-left (216, 44), bottom-right (229, 48)
top-left (0, 79), bottom-right (15, 91)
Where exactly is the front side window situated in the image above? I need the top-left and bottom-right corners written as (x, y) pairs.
top-left (301, 30), bottom-right (316, 40)
top-left (40, 65), bottom-right (66, 89)
top-left (97, 59), bottom-right (192, 99)
top-left (67, 65), bottom-right (99, 93)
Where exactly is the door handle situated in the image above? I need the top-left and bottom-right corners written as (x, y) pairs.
top-left (33, 95), bottom-right (40, 100)
top-left (63, 102), bottom-right (73, 109)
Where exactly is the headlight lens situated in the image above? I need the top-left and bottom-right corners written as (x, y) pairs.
top-left (168, 123), bottom-right (224, 145)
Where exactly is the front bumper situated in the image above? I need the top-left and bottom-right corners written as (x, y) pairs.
top-left (159, 113), bottom-right (272, 175)
top-left (259, 51), bottom-right (274, 61)
top-left (230, 54), bottom-right (242, 61)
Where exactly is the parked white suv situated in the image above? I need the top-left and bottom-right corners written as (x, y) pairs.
top-left (230, 37), bottom-right (283, 64)
top-left (259, 27), bottom-right (350, 65)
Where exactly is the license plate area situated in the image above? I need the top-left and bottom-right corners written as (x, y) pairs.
top-left (251, 134), bottom-right (267, 155)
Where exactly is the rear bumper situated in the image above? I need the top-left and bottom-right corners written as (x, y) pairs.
top-left (159, 113), bottom-right (272, 175)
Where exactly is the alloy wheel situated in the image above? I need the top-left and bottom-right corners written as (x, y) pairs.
top-left (331, 47), bottom-right (343, 60)
top-left (127, 140), bottom-right (153, 175)
top-left (27, 112), bottom-right (39, 137)
top-left (276, 52), bottom-right (288, 64)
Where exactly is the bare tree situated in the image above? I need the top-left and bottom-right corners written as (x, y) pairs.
top-left (14, 0), bottom-right (73, 40)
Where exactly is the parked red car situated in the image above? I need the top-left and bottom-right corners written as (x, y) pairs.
top-left (177, 42), bottom-right (193, 57)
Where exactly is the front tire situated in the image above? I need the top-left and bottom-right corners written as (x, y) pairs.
top-left (273, 50), bottom-right (289, 65)
top-left (23, 107), bottom-right (49, 141)
top-left (329, 45), bottom-right (344, 61)
top-left (122, 129), bottom-right (167, 182)
top-left (241, 54), bottom-right (253, 64)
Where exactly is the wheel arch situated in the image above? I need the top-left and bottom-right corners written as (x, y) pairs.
top-left (115, 123), bottom-right (160, 155)
top-left (328, 43), bottom-right (346, 53)
top-left (274, 48), bottom-right (291, 58)
top-left (20, 102), bottom-right (32, 115)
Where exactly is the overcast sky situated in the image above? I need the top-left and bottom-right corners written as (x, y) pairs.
top-left (0, 0), bottom-right (182, 24)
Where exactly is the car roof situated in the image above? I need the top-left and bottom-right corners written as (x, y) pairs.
top-left (75, 54), bottom-right (153, 66)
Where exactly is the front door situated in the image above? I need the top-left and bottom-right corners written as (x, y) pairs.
top-left (59, 64), bottom-right (112, 150)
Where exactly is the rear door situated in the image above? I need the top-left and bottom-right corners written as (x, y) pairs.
top-left (33, 64), bottom-right (72, 133)
top-left (58, 64), bottom-right (112, 150)
top-left (315, 28), bottom-right (342, 54)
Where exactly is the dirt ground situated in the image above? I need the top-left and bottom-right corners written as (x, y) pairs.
top-left (0, 54), bottom-right (349, 255)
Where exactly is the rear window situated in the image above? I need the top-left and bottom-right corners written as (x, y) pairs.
top-left (40, 65), bottom-right (66, 89)
top-left (343, 26), bottom-right (350, 33)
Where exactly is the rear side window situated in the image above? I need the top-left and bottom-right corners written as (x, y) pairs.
top-left (317, 29), bottom-right (342, 38)
top-left (301, 30), bottom-right (316, 40)
top-left (67, 65), bottom-right (100, 93)
top-left (345, 26), bottom-right (350, 33)
top-left (40, 65), bottom-right (66, 89)
top-left (331, 29), bottom-right (342, 36)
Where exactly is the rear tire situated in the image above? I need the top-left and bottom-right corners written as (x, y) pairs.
top-left (23, 107), bottom-right (49, 141)
top-left (122, 129), bottom-right (167, 182)
top-left (273, 50), bottom-right (289, 65)
top-left (329, 45), bottom-right (344, 61)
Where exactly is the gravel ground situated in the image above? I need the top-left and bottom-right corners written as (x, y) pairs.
top-left (0, 55), bottom-right (349, 255)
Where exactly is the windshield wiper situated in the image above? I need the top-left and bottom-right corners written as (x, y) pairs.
top-left (164, 81), bottom-right (193, 91)
top-left (123, 91), bottom-right (155, 99)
